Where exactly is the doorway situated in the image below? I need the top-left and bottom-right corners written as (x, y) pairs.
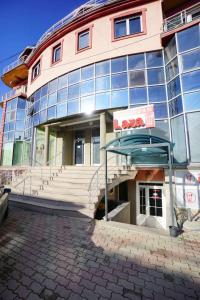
top-left (74, 131), bottom-right (85, 165)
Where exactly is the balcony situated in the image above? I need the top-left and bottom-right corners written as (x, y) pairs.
top-left (0, 85), bottom-right (27, 107)
top-left (163, 3), bottom-right (200, 33)
top-left (1, 57), bottom-right (28, 88)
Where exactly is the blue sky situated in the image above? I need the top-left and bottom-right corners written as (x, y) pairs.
top-left (0, 0), bottom-right (86, 119)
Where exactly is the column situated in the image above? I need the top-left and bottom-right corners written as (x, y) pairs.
top-left (100, 112), bottom-right (106, 165)
top-left (44, 126), bottom-right (49, 166)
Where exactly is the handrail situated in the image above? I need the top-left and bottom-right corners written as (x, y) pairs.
top-left (88, 155), bottom-right (116, 192)
top-left (2, 56), bottom-right (28, 75)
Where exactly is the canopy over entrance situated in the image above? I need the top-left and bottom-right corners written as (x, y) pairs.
top-left (103, 134), bottom-right (175, 227)
top-left (104, 134), bottom-right (172, 165)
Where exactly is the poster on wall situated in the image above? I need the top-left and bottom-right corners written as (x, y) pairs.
top-left (113, 105), bottom-right (155, 132)
top-left (175, 170), bottom-right (200, 210)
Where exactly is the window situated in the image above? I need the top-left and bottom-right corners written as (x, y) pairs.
top-left (149, 85), bottom-right (166, 103)
top-left (111, 89), bottom-right (128, 108)
top-left (96, 60), bottom-right (110, 77)
top-left (32, 60), bottom-right (41, 81)
top-left (181, 49), bottom-right (200, 72)
top-left (96, 92), bottom-right (110, 110)
top-left (111, 73), bottom-right (128, 89)
top-left (184, 90), bottom-right (200, 112)
top-left (76, 26), bottom-right (93, 52)
top-left (81, 65), bottom-right (94, 80)
top-left (96, 76), bottom-right (110, 92)
top-left (147, 68), bottom-right (165, 85)
top-left (146, 51), bottom-right (163, 67)
top-left (128, 53), bottom-right (145, 70)
top-left (130, 87), bottom-right (147, 105)
top-left (129, 70), bottom-right (145, 87)
top-left (154, 103), bottom-right (168, 119)
top-left (114, 13), bottom-right (143, 39)
top-left (52, 43), bottom-right (62, 64)
top-left (169, 96), bottom-right (183, 117)
top-left (177, 25), bottom-right (200, 53)
top-left (149, 188), bottom-right (162, 217)
top-left (171, 115), bottom-right (187, 163)
top-left (140, 187), bottom-right (146, 214)
top-left (182, 70), bottom-right (200, 92)
top-left (187, 112), bottom-right (200, 163)
top-left (111, 57), bottom-right (127, 73)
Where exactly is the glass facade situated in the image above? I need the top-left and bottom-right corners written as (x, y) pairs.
top-left (2, 24), bottom-right (200, 166)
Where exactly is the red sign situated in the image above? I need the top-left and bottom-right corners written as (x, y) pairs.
top-left (113, 105), bottom-right (155, 132)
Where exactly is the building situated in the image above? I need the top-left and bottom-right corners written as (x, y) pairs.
top-left (0, 0), bottom-right (200, 229)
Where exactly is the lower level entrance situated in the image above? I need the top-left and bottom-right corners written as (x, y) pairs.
top-left (74, 138), bottom-right (85, 165)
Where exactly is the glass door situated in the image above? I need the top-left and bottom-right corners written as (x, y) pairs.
top-left (92, 136), bottom-right (100, 165)
top-left (139, 184), bottom-right (163, 218)
top-left (74, 138), bottom-right (84, 165)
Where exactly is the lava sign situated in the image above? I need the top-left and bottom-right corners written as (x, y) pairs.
top-left (113, 105), bottom-right (155, 132)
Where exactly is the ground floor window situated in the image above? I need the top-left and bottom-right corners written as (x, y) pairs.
top-left (139, 183), bottom-right (163, 217)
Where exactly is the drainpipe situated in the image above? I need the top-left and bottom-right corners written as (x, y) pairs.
top-left (44, 126), bottom-right (49, 166)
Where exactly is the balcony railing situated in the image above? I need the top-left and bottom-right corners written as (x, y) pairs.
top-left (2, 56), bottom-right (28, 76)
top-left (1, 85), bottom-right (27, 102)
top-left (163, 3), bottom-right (200, 33)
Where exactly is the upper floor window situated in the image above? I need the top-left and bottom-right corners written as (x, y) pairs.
top-left (111, 9), bottom-right (147, 41)
top-left (76, 25), bottom-right (93, 53)
top-left (52, 43), bottom-right (62, 64)
top-left (78, 30), bottom-right (89, 50)
top-left (32, 60), bottom-right (41, 81)
top-left (114, 15), bottom-right (142, 39)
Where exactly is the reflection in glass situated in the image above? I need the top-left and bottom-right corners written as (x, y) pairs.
top-left (58, 74), bottom-right (68, 89)
top-left (40, 110), bottom-right (47, 123)
top-left (171, 115), bottom-right (187, 163)
top-left (130, 87), bottom-right (147, 105)
top-left (166, 57), bottom-right (179, 82)
top-left (68, 84), bottom-right (80, 99)
top-left (57, 88), bottom-right (68, 103)
top-left (96, 92), bottom-right (110, 110)
top-left (181, 49), bottom-right (200, 71)
top-left (177, 25), bottom-right (200, 53)
top-left (111, 89), bottom-right (128, 107)
top-left (81, 95), bottom-right (95, 113)
top-left (149, 85), bottom-right (166, 102)
top-left (68, 100), bottom-right (79, 115)
top-left (96, 76), bottom-right (110, 92)
top-left (128, 53), bottom-right (145, 70)
top-left (167, 76), bottom-right (181, 99)
top-left (147, 68), bottom-right (165, 85)
top-left (47, 106), bottom-right (56, 120)
top-left (111, 56), bottom-right (127, 73)
top-left (81, 65), bottom-right (94, 80)
top-left (182, 70), bottom-right (200, 92)
top-left (40, 96), bottom-right (48, 110)
top-left (146, 51), bottom-right (163, 67)
top-left (48, 92), bottom-right (57, 106)
top-left (129, 70), bottom-right (145, 87)
top-left (154, 103), bottom-right (168, 119)
top-left (164, 36), bottom-right (177, 63)
top-left (169, 96), bottom-right (183, 117)
top-left (184, 91), bottom-right (200, 111)
top-left (96, 60), bottom-right (110, 76)
top-left (111, 73), bottom-right (128, 89)
top-left (81, 80), bottom-right (94, 96)
top-left (187, 112), bottom-right (200, 162)
top-left (68, 69), bottom-right (80, 85)
top-left (57, 103), bottom-right (67, 118)
top-left (48, 79), bottom-right (57, 93)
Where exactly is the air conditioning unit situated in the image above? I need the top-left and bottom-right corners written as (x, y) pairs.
top-left (186, 14), bottom-right (192, 23)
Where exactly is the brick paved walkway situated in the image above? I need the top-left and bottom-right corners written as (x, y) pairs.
top-left (0, 207), bottom-right (200, 300)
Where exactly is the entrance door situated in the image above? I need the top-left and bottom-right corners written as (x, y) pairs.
top-left (139, 184), bottom-right (163, 218)
top-left (74, 138), bottom-right (84, 165)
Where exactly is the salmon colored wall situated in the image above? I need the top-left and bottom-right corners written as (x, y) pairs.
top-left (27, 0), bottom-right (163, 97)
top-left (135, 169), bottom-right (165, 181)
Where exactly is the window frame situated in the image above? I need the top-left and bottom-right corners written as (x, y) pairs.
top-left (31, 59), bottom-right (41, 82)
top-left (75, 24), bottom-right (94, 54)
top-left (110, 8), bottom-right (147, 42)
top-left (51, 41), bottom-right (63, 66)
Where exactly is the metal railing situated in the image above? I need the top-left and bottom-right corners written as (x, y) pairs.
top-left (163, 3), bottom-right (200, 32)
top-left (2, 56), bottom-right (28, 76)
top-left (1, 85), bottom-right (27, 102)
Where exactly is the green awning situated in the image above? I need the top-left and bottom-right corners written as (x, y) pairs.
top-left (104, 134), bottom-right (172, 165)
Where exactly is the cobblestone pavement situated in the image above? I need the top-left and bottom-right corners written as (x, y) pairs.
top-left (0, 207), bottom-right (200, 300)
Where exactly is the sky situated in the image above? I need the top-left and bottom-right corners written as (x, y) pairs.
top-left (0, 0), bottom-right (86, 120)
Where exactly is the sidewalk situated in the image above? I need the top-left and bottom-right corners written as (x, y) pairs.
top-left (0, 207), bottom-right (199, 300)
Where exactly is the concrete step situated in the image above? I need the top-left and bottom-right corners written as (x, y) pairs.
top-left (9, 193), bottom-right (93, 218)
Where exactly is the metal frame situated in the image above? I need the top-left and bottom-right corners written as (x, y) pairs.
top-left (104, 141), bottom-right (174, 226)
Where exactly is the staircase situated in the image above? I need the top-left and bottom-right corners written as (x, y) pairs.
top-left (7, 164), bottom-right (137, 218)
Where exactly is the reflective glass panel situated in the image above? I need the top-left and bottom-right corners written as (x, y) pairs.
top-left (146, 51), bottom-right (163, 67)
top-left (167, 76), bottom-right (181, 99)
top-left (48, 92), bottom-right (57, 106)
top-left (68, 69), bottom-right (80, 85)
top-left (96, 60), bottom-right (110, 76)
top-left (40, 110), bottom-right (47, 123)
top-left (181, 48), bottom-right (200, 71)
top-left (57, 102), bottom-right (67, 118)
top-left (17, 98), bottom-right (26, 109)
top-left (81, 95), bottom-right (95, 113)
top-left (166, 57), bottom-right (179, 82)
top-left (47, 106), bottom-right (56, 120)
top-left (130, 87), bottom-right (147, 105)
top-left (81, 80), bottom-right (94, 96)
top-left (16, 110), bottom-right (25, 120)
top-left (187, 112), bottom-right (200, 162)
top-left (40, 96), bottom-right (48, 110)
top-left (81, 65), bottom-right (94, 80)
top-left (68, 100), bottom-right (79, 115)
top-left (96, 92), bottom-right (110, 110)
top-left (111, 89), bottom-right (128, 107)
top-left (149, 85), bottom-right (166, 102)
top-left (154, 103), bottom-right (168, 119)
top-left (111, 73), bottom-right (128, 89)
top-left (147, 68), bottom-right (165, 85)
top-left (16, 121), bottom-right (24, 131)
top-left (164, 36), bottom-right (177, 63)
top-left (57, 88), bottom-right (68, 103)
top-left (34, 114), bottom-right (40, 126)
top-left (184, 90), bottom-right (200, 111)
top-left (48, 79), bottom-right (57, 93)
top-left (169, 96), bottom-right (183, 117)
top-left (34, 101), bottom-right (40, 113)
top-left (11, 98), bottom-right (17, 110)
top-left (111, 57), bottom-right (127, 73)
top-left (58, 74), bottom-right (68, 89)
top-left (182, 70), bottom-right (200, 92)
top-left (68, 84), bottom-right (80, 99)
top-left (129, 70), bottom-right (145, 87)
top-left (129, 16), bottom-right (141, 34)
top-left (96, 76), bottom-right (110, 92)
top-left (114, 20), bottom-right (126, 38)
top-left (177, 25), bottom-right (200, 52)
top-left (40, 84), bottom-right (48, 97)
top-left (171, 115), bottom-right (187, 163)
top-left (128, 53), bottom-right (145, 70)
